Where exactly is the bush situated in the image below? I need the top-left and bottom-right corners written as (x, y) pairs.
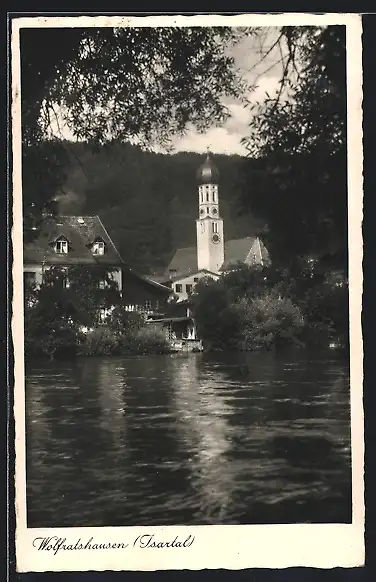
top-left (121, 325), bottom-right (170, 355)
top-left (78, 326), bottom-right (122, 356)
top-left (106, 306), bottom-right (145, 335)
top-left (237, 292), bottom-right (305, 350)
top-left (298, 277), bottom-right (349, 347)
top-left (192, 277), bottom-right (241, 351)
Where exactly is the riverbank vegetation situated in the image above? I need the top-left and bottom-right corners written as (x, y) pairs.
top-left (192, 261), bottom-right (348, 352)
top-left (24, 266), bottom-right (169, 360)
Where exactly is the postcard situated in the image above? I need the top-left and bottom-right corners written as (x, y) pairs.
top-left (11, 12), bottom-right (364, 572)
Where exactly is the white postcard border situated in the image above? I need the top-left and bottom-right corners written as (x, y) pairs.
top-left (12, 12), bottom-right (364, 572)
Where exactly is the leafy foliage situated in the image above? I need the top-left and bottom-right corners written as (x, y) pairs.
top-left (24, 267), bottom-right (171, 359)
top-left (192, 263), bottom-right (348, 351)
top-left (192, 277), bottom-right (243, 350)
top-left (77, 323), bottom-right (170, 357)
top-left (123, 325), bottom-right (170, 355)
top-left (24, 265), bottom-right (121, 359)
top-left (241, 26), bottom-right (347, 267)
top-left (234, 293), bottom-right (305, 350)
top-left (20, 26), bottom-right (248, 234)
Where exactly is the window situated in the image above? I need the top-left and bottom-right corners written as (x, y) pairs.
top-left (206, 191), bottom-right (209, 202)
top-left (186, 284), bottom-right (192, 294)
top-left (212, 189), bottom-right (216, 202)
top-left (55, 238), bottom-right (68, 254)
top-left (175, 284), bottom-right (182, 293)
top-left (24, 271), bottom-right (36, 286)
top-left (62, 277), bottom-right (70, 289)
top-left (207, 207), bottom-right (210, 214)
top-left (145, 300), bottom-right (152, 311)
top-left (92, 240), bottom-right (105, 255)
top-left (99, 280), bottom-right (106, 290)
top-left (99, 308), bottom-right (107, 322)
top-left (212, 222), bottom-right (218, 234)
top-left (193, 277), bottom-right (199, 283)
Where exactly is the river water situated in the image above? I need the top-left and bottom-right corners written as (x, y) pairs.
top-left (25, 349), bottom-right (352, 527)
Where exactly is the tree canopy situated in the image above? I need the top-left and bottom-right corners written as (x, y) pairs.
top-left (20, 24), bottom-right (348, 272)
top-left (240, 25), bottom-right (347, 268)
top-left (20, 26), bottom-right (248, 235)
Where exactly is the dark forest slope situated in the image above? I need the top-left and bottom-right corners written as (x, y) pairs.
top-left (56, 142), bottom-right (264, 273)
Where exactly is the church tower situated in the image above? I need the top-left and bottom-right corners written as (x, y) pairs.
top-left (196, 153), bottom-right (224, 273)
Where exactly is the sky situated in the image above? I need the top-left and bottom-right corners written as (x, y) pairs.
top-left (169, 30), bottom-right (284, 156)
top-left (49, 28), bottom-right (285, 158)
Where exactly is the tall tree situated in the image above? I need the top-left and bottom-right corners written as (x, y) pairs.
top-left (20, 26), bottom-right (248, 237)
top-left (240, 25), bottom-right (347, 268)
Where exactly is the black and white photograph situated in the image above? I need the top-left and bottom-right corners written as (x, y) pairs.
top-left (12, 13), bottom-right (364, 572)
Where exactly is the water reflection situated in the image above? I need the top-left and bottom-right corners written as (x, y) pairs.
top-left (168, 356), bottom-right (235, 523)
top-left (26, 349), bottom-right (352, 527)
top-left (95, 360), bottom-right (127, 447)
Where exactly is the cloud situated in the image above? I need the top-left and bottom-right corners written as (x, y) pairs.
top-left (48, 29), bottom-right (283, 156)
top-left (170, 127), bottom-right (247, 156)
top-left (170, 32), bottom-right (283, 156)
top-left (250, 75), bottom-right (281, 102)
top-left (170, 74), bottom-right (280, 156)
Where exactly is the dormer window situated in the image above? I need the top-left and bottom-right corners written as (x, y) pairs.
top-left (55, 236), bottom-right (68, 254)
top-left (92, 240), bottom-right (105, 255)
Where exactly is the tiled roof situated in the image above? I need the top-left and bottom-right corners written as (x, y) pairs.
top-left (167, 246), bottom-right (198, 276)
top-left (222, 237), bottom-right (258, 270)
top-left (24, 216), bottom-right (123, 265)
top-left (166, 237), bottom-right (264, 277)
top-left (130, 271), bottom-right (172, 294)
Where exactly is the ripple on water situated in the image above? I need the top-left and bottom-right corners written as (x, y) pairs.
top-left (26, 350), bottom-right (352, 527)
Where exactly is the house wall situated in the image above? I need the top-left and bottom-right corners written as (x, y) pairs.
top-left (23, 264), bottom-right (44, 286)
top-left (121, 272), bottom-right (171, 314)
top-left (244, 238), bottom-right (269, 267)
top-left (111, 269), bottom-right (122, 291)
top-left (23, 264), bottom-right (123, 291)
top-left (151, 319), bottom-right (198, 342)
top-left (170, 271), bottom-right (220, 302)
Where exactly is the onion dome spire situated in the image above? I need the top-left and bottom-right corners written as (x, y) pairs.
top-left (196, 150), bottom-right (219, 184)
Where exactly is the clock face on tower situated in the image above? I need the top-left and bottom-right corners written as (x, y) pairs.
top-left (200, 208), bottom-right (205, 216)
top-left (212, 207), bottom-right (218, 215)
top-left (212, 233), bottom-right (220, 244)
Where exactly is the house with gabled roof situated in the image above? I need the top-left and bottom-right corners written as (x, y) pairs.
top-left (154, 153), bottom-right (270, 303)
top-left (24, 215), bottom-right (124, 286)
top-left (23, 214), bottom-right (172, 318)
top-left (164, 268), bottom-right (221, 302)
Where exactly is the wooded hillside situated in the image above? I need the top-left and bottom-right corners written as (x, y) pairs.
top-left (55, 141), bottom-right (264, 274)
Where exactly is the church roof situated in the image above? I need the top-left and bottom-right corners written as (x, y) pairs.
top-left (221, 236), bottom-right (269, 270)
top-left (24, 215), bottom-right (123, 265)
top-left (167, 245), bottom-right (198, 275)
top-left (166, 236), bottom-right (264, 277)
top-left (222, 237), bottom-right (258, 270)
